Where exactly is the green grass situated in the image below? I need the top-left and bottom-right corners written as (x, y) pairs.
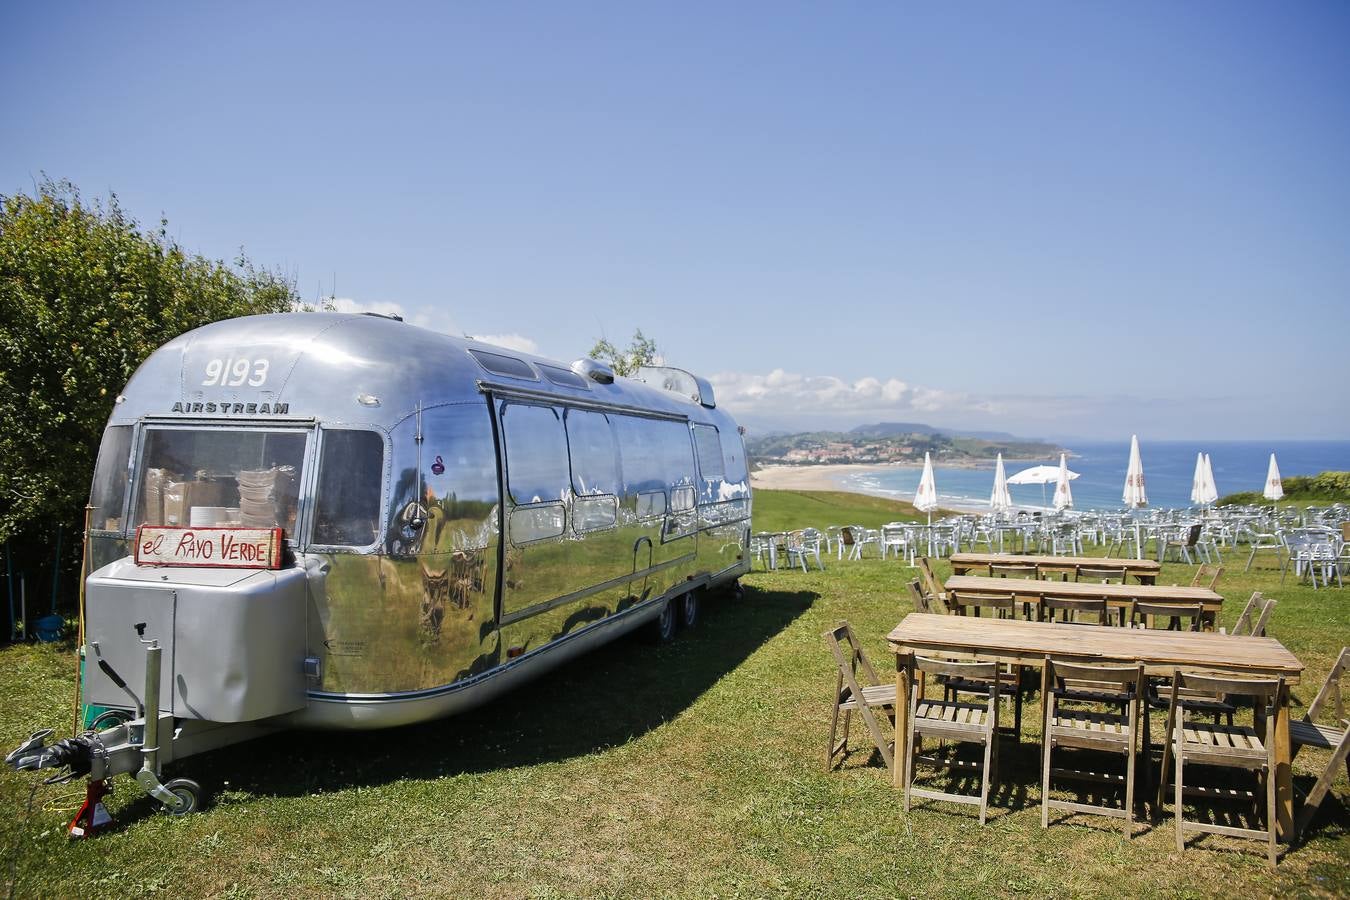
top-left (750, 488), bottom-right (926, 533)
top-left (1, 490), bottom-right (1348, 897)
top-left (1219, 471), bottom-right (1350, 506)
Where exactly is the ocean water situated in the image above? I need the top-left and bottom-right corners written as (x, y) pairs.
top-left (838, 440), bottom-right (1350, 511)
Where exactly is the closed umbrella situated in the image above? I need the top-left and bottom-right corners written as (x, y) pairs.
top-left (989, 453), bottom-right (1012, 513)
top-left (989, 453), bottom-right (1013, 551)
top-left (1053, 452), bottom-right (1074, 511)
top-left (1264, 454), bottom-right (1283, 515)
top-left (914, 452), bottom-right (939, 555)
top-left (1200, 454), bottom-right (1219, 507)
top-left (1190, 452), bottom-right (1206, 505)
top-left (1122, 435), bottom-right (1148, 559)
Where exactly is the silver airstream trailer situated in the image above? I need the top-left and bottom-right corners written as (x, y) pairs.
top-left (7, 312), bottom-right (752, 817)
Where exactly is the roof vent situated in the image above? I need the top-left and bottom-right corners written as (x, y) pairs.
top-left (360, 311), bottom-right (404, 322)
top-left (571, 358), bottom-right (615, 385)
top-left (633, 365), bottom-right (716, 408)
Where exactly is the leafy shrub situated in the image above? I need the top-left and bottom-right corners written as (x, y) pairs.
top-left (0, 179), bottom-right (299, 610)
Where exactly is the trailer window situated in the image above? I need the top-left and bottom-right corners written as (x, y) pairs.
top-left (723, 430), bottom-right (749, 484)
top-left (90, 425), bottom-right (132, 532)
top-left (540, 364), bottom-right (589, 390)
top-left (502, 404), bottom-right (569, 505)
top-left (469, 349), bottom-right (538, 381)
top-left (614, 415), bottom-right (694, 495)
top-left (134, 428), bottom-right (305, 533)
top-left (692, 425), bottom-right (725, 481)
top-left (565, 410), bottom-right (618, 496)
top-left (313, 430), bottom-right (384, 546)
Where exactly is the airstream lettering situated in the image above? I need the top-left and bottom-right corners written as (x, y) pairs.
top-left (6, 313), bottom-right (752, 818)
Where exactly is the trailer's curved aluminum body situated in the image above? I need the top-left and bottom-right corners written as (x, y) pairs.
top-left (82, 312), bottom-right (752, 734)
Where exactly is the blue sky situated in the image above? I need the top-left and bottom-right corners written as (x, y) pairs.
top-left (4, 2), bottom-right (1348, 440)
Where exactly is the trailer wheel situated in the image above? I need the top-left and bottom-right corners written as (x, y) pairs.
top-left (648, 599), bottom-right (677, 643)
top-left (679, 591), bottom-right (699, 630)
top-left (729, 580), bottom-right (744, 602)
top-left (89, 709), bottom-right (133, 731)
top-left (162, 778), bottom-right (203, 816)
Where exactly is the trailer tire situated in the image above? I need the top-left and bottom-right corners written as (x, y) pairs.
top-left (89, 709), bottom-right (133, 731)
top-left (648, 599), bottom-right (677, 643)
top-left (729, 580), bottom-right (744, 602)
top-left (679, 591), bottom-right (699, 630)
top-left (162, 778), bottom-right (203, 815)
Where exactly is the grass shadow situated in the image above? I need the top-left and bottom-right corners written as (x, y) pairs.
top-left (128, 583), bottom-right (816, 818)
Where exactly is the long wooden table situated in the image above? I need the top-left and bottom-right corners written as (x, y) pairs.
top-left (949, 553), bottom-right (1161, 584)
top-left (886, 613), bottom-right (1304, 839)
top-left (944, 574), bottom-right (1222, 628)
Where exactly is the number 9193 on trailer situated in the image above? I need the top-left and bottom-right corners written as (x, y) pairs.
top-left (6, 312), bottom-right (752, 826)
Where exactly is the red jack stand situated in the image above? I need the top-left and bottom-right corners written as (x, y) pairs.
top-left (68, 779), bottom-right (113, 839)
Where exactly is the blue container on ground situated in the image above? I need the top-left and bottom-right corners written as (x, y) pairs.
top-left (34, 614), bottom-right (64, 642)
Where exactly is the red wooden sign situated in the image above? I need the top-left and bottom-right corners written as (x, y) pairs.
top-left (133, 526), bottom-right (285, 569)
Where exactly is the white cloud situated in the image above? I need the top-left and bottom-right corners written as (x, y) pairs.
top-left (473, 333), bottom-right (540, 355)
top-left (709, 368), bottom-right (998, 419)
top-left (327, 296), bottom-right (405, 320)
top-left (327, 298), bottom-right (542, 357)
top-left (326, 297), bottom-right (461, 336)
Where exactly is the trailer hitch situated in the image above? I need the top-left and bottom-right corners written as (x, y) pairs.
top-left (5, 729), bottom-right (95, 780)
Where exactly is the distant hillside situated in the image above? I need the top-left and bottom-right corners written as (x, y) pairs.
top-left (849, 422), bottom-right (1028, 442)
top-left (747, 423), bottom-right (1062, 466)
top-left (1218, 471), bottom-right (1350, 506)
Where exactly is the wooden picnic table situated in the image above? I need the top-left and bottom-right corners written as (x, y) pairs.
top-left (944, 574), bottom-right (1222, 628)
top-left (949, 553), bottom-right (1161, 584)
top-left (886, 612), bottom-right (1304, 839)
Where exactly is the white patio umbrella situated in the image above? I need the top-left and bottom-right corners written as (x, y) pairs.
top-left (1122, 434), bottom-right (1148, 559)
top-left (1053, 452), bottom-right (1074, 511)
top-left (1200, 453), bottom-right (1219, 507)
top-left (989, 453), bottom-right (1013, 513)
top-left (1008, 462), bottom-right (1078, 508)
top-left (1264, 453), bottom-right (1284, 511)
top-left (914, 452), bottom-right (939, 555)
top-left (989, 453), bottom-right (1013, 551)
top-left (1190, 451), bottom-right (1206, 505)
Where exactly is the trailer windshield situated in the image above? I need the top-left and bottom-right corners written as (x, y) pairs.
top-left (132, 427), bottom-right (307, 535)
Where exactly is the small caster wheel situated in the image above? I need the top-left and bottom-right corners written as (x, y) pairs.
top-left (679, 591), bottom-right (700, 629)
top-left (729, 580), bottom-right (745, 602)
top-left (162, 778), bottom-right (203, 815)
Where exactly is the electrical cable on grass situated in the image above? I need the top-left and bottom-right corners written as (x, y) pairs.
top-left (5, 781), bottom-right (41, 900)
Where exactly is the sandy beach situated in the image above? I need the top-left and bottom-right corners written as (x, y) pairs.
top-left (749, 463), bottom-right (892, 492)
top-left (750, 463), bottom-right (1024, 514)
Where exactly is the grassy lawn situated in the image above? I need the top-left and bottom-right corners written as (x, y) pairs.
top-left (0, 490), bottom-right (1347, 897)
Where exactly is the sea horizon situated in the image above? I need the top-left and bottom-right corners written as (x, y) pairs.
top-left (828, 438), bottom-right (1349, 512)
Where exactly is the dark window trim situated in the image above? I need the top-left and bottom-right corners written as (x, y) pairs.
top-left (308, 426), bottom-right (389, 552)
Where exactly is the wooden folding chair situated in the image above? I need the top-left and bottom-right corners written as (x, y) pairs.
top-left (824, 622), bottom-right (896, 775)
top-left (905, 578), bottom-right (939, 614)
top-left (1223, 592), bottom-right (1263, 636)
top-left (1157, 670), bottom-right (1284, 868)
top-left (989, 562), bottom-right (1038, 579)
top-left (946, 592), bottom-right (1026, 737)
top-left (1292, 647), bottom-right (1350, 842)
top-left (1250, 597), bottom-right (1277, 638)
top-left (1191, 564), bottom-right (1223, 591)
top-left (1076, 565), bottom-right (1127, 584)
top-left (1041, 658), bottom-right (1144, 837)
top-left (950, 591), bottom-right (1016, 619)
top-left (1041, 596), bottom-right (1107, 626)
top-left (1130, 600), bottom-right (1205, 632)
top-left (900, 654), bottom-right (1002, 824)
top-left (915, 557), bottom-right (947, 610)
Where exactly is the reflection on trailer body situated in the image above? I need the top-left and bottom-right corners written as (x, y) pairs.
top-left (9, 313), bottom-right (751, 814)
